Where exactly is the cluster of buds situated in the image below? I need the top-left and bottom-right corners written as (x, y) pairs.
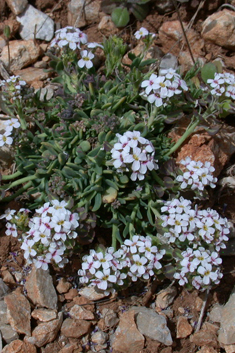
top-left (111, 131), bottom-right (158, 181)
top-left (78, 235), bottom-right (165, 295)
top-left (0, 117), bottom-right (20, 147)
top-left (0, 75), bottom-right (26, 101)
top-left (140, 68), bottom-right (188, 107)
top-left (1, 201), bottom-right (79, 270)
top-left (176, 157), bottom-right (218, 191)
top-left (207, 72), bottom-right (235, 99)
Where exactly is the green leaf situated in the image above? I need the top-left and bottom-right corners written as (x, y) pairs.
top-left (111, 7), bottom-right (130, 28)
top-left (131, 3), bottom-right (149, 21)
top-left (201, 63), bottom-right (217, 83)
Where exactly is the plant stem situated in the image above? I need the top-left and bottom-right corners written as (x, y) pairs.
top-left (148, 106), bottom-right (158, 129)
top-left (1, 181), bottom-right (33, 202)
top-left (1, 170), bottom-right (23, 181)
top-left (164, 117), bottom-right (200, 157)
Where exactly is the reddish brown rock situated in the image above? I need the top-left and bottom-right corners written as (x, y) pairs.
top-left (58, 342), bottom-right (83, 353)
top-left (64, 288), bottom-right (78, 300)
top-left (5, 0), bottom-right (28, 15)
top-left (176, 316), bottom-right (193, 338)
top-left (159, 20), bottom-right (204, 57)
top-left (202, 10), bottom-right (235, 49)
top-left (1, 340), bottom-right (36, 353)
top-left (111, 310), bottom-right (145, 353)
top-left (25, 312), bottom-right (63, 347)
top-left (56, 278), bottom-right (72, 294)
top-left (13, 67), bottom-right (51, 85)
top-left (196, 347), bottom-right (218, 353)
top-left (155, 286), bottom-right (177, 310)
top-left (72, 296), bottom-right (94, 312)
top-left (61, 318), bottom-right (91, 338)
top-left (190, 329), bottom-right (218, 347)
top-left (4, 291), bottom-right (31, 336)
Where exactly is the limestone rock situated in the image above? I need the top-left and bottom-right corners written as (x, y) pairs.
top-left (4, 291), bottom-right (31, 336)
top-left (5, 0), bottom-right (28, 15)
top-left (0, 40), bottom-right (41, 71)
top-left (67, 0), bottom-right (100, 28)
top-left (25, 265), bottom-right (57, 310)
top-left (79, 286), bottom-right (109, 301)
top-left (31, 308), bottom-right (57, 322)
top-left (218, 287), bottom-right (235, 345)
top-left (134, 306), bottom-right (173, 346)
top-left (69, 304), bottom-right (95, 320)
top-left (0, 300), bottom-right (8, 325)
top-left (209, 304), bottom-right (223, 324)
top-left (177, 316), bottom-right (193, 338)
top-left (61, 318), bottom-right (91, 338)
top-left (17, 4), bottom-right (54, 41)
top-left (111, 309), bottom-right (145, 353)
top-left (1, 340), bottom-right (36, 353)
top-left (101, 308), bottom-right (119, 328)
top-left (202, 10), bottom-right (235, 49)
top-left (25, 312), bottom-right (63, 347)
top-left (155, 286), bottom-right (177, 310)
top-left (159, 53), bottom-right (178, 73)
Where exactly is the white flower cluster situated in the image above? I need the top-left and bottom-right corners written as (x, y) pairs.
top-left (176, 157), bottom-right (217, 191)
top-left (207, 72), bottom-right (235, 99)
top-left (0, 118), bottom-right (20, 147)
top-left (140, 69), bottom-right (188, 107)
top-left (174, 246), bottom-right (223, 291)
top-left (0, 75), bottom-right (26, 101)
top-left (78, 235), bottom-right (165, 294)
top-left (50, 26), bottom-right (88, 50)
top-left (160, 197), bottom-right (229, 289)
top-left (161, 197), bottom-right (229, 251)
top-left (2, 201), bottom-right (79, 270)
top-left (111, 131), bottom-right (158, 181)
top-left (50, 26), bottom-right (104, 70)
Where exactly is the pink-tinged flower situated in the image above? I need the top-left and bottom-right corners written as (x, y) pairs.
top-left (174, 271), bottom-right (188, 286)
top-left (124, 235), bottom-right (142, 254)
top-left (0, 208), bottom-right (16, 221)
top-left (82, 254), bottom-right (100, 275)
top-left (5, 222), bottom-right (17, 237)
top-left (147, 91), bottom-right (163, 107)
top-left (78, 50), bottom-right (94, 69)
top-left (34, 256), bottom-right (49, 271)
top-left (141, 73), bottom-right (159, 95)
top-left (96, 252), bottom-right (113, 270)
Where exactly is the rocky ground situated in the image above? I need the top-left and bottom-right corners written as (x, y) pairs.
top-left (1, 0), bottom-right (235, 352)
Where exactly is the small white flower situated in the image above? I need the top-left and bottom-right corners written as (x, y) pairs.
top-left (134, 27), bottom-right (149, 39)
top-left (0, 131), bottom-right (13, 146)
top-left (78, 50), bottom-right (94, 69)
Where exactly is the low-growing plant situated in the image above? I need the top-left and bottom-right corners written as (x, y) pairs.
top-left (0, 27), bottom-right (234, 294)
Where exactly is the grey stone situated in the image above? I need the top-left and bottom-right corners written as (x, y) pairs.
top-left (159, 53), bottom-right (178, 73)
top-left (0, 279), bottom-right (10, 299)
top-left (209, 304), bottom-right (223, 324)
top-left (0, 300), bottom-right (8, 325)
top-left (0, 324), bottom-right (19, 344)
top-left (91, 330), bottom-right (108, 345)
top-left (17, 4), bottom-right (54, 41)
top-left (133, 306), bottom-right (173, 346)
top-left (155, 0), bottom-right (174, 13)
top-left (25, 265), bottom-right (58, 310)
top-left (155, 286), bottom-right (177, 309)
top-left (79, 287), bottom-right (109, 301)
top-left (218, 286), bottom-right (235, 344)
top-left (67, 0), bottom-right (100, 28)
top-left (5, 0), bottom-right (28, 15)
